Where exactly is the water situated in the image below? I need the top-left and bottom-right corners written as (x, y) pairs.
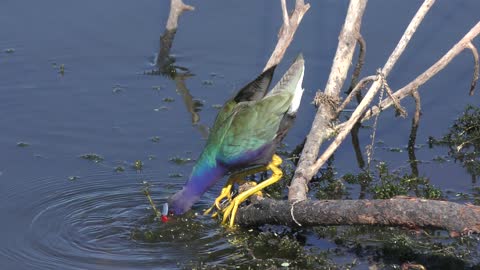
top-left (1, 0), bottom-right (480, 269)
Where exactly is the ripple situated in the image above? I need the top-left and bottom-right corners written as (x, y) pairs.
top-left (0, 170), bottom-right (233, 270)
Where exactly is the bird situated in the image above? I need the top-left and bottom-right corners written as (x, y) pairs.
top-left (166, 54), bottom-right (305, 227)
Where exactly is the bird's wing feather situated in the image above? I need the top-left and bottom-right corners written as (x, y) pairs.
top-left (217, 92), bottom-right (293, 161)
top-left (208, 65), bottom-right (276, 137)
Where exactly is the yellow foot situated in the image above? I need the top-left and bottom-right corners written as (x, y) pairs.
top-left (204, 164), bottom-right (269, 216)
top-left (204, 177), bottom-right (245, 215)
top-left (221, 154), bottom-right (283, 227)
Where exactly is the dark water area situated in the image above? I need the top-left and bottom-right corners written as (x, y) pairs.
top-left (1, 1), bottom-right (480, 269)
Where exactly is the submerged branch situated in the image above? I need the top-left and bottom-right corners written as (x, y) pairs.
top-left (346, 34), bottom-right (367, 104)
top-left (236, 198), bottom-right (480, 235)
top-left (467, 42), bottom-right (479, 96)
top-left (408, 90), bottom-right (421, 177)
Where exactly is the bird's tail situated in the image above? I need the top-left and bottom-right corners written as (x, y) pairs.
top-left (267, 53), bottom-right (305, 115)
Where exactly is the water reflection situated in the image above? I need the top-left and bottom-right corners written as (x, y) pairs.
top-left (146, 24), bottom-right (209, 139)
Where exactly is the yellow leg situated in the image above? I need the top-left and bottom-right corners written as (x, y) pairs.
top-left (222, 154), bottom-right (283, 227)
top-left (203, 165), bottom-right (268, 215)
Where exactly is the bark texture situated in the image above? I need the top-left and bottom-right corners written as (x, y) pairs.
top-left (288, 0), bottom-right (368, 202)
top-left (236, 198), bottom-right (480, 235)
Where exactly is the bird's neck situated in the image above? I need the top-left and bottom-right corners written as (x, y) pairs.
top-left (169, 156), bottom-right (227, 215)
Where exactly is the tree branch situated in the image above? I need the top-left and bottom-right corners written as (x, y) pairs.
top-left (467, 42), bottom-right (479, 96)
top-left (289, 0), bottom-right (435, 202)
top-left (166, 0), bottom-right (194, 31)
top-left (263, 0), bottom-right (310, 71)
top-left (360, 21), bottom-right (480, 123)
top-left (408, 90), bottom-right (421, 177)
top-left (236, 198), bottom-right (480, 236)
top-left (288, 0), bottom-right (369, 202)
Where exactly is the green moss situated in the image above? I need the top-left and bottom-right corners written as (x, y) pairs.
top-left (169, 156), bottom-right (194, 165)
top-left (68, 176), bottom-right (79, 181)
top-left (80, 153), bottom-right (104, 163)
top-left (202, 80), bottom-right (214, 86)
top-left (17, 141), bottom-right (30, 147)
top-left (150, 136), bottom-right (161, 143)
top-left (133, 160), bottom-right (143, 170)
top-left (163, 97), bottom-right (175, 102)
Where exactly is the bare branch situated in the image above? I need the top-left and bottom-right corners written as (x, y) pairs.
top-left (264, 0), bottom-right (310, 71)
top-left (467, 42), bottom-right (479, 96)
top-left (361, 21), bottom-right (480, 123)
top-left (337, 75), bottom-right (377, 114)
top-left (236, 198), bottom-right (480, 235)
top-left (290, 0), bottom-right (436, 200)
top-left (288, 0), bottom-right (368, 202)
top-left (347, 34), bottom-right (367, 103)
top-left (383, 79), bottom-right (407, 117)
top-left (281, 0), bottom-right (290, 27)
top-left (408, 89), bottom-right (421, 177)
top-left (166, 0), bottom-right (194, 31)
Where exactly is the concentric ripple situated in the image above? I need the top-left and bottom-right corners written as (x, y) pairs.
top-left (0, 170), bottom-right (234, 270)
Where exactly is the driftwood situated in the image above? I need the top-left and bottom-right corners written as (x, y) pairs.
top-left (236, 198), bottom-right (480, 236)
top-left (158, 0), bottom-right (480, 234)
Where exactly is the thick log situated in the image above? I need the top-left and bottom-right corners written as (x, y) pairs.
top-left (236, 198), bottom-right (480, 235)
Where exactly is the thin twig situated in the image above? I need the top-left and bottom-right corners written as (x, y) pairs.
top-left (166, 0), bottom-right (194, 31)
top-left (281, 0), bottom-right (290, 27)
top-left (144, 186), bottom-right (162, 219)
top-left (360, 21), bottom-right (480, 123)
top-left (264, 0), bottom-right (310, 71)
top-left (467, 42), bottom-right (479, 96)
top-left (337, 75), bottom-right (377, 114)
top-left (383, 78), bottom-right (407, 117)
top-left (366, 73), bottom-right (386, 170)
top-left (408, 89), bottom-right (421, 177)
top-left (347, 34), bottom-right (367, 103)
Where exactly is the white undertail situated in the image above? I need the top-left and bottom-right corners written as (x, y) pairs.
top-left (287, 67), bottom-right (304, 115)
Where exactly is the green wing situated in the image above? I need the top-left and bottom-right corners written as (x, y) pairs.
top-left (210, 65), bottom-right (276, 133)
top-left (217, 92), bottom-right (293, 161)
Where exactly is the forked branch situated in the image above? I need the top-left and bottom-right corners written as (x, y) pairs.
top-left (263, 0), bottom-right (310, 71)
top-left (360, 21), bottom-right (480, 123)
top-left (289, 0), bottom-right (435, 202)
top-left (166, 0), bottom-right (194, 31)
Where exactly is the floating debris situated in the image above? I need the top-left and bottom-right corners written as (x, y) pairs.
top-left (148, 155), bottom-right (156, 160)
top-left (68, 176), bottom-right (80, 181)
top-left (80, 153), bottom-right (104, 163)
top-left (59, 64), bottom-right (65, 75)
top-left (150, 136), bottom-right (161, 143)
top-left (169, 156), bottom-right (193, 165)
top-left (211, 104), bottom-right (223, 109)
top-left (386, 147), bottom-right (403, 153)
top-left (133, 160), bottom-right (143, 170)
top-left (112, 84), bottom-right (126, 94)
top-left (4, 48), bottom-right (15, 54)
top-left (202, 80), bottom-right (214, 86)
top-left (17, 142), bottom-right (29, 147)
top-left (162, 97), bottom-right (175, 103)
top-left (152, 85), bottom-right (165, 91)
top-left (168, 173), bottom-right (183, 178)
top-left (154, 106), bottom-right (169, 112)
top-left (114, 166), bottom-right (125, 173)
